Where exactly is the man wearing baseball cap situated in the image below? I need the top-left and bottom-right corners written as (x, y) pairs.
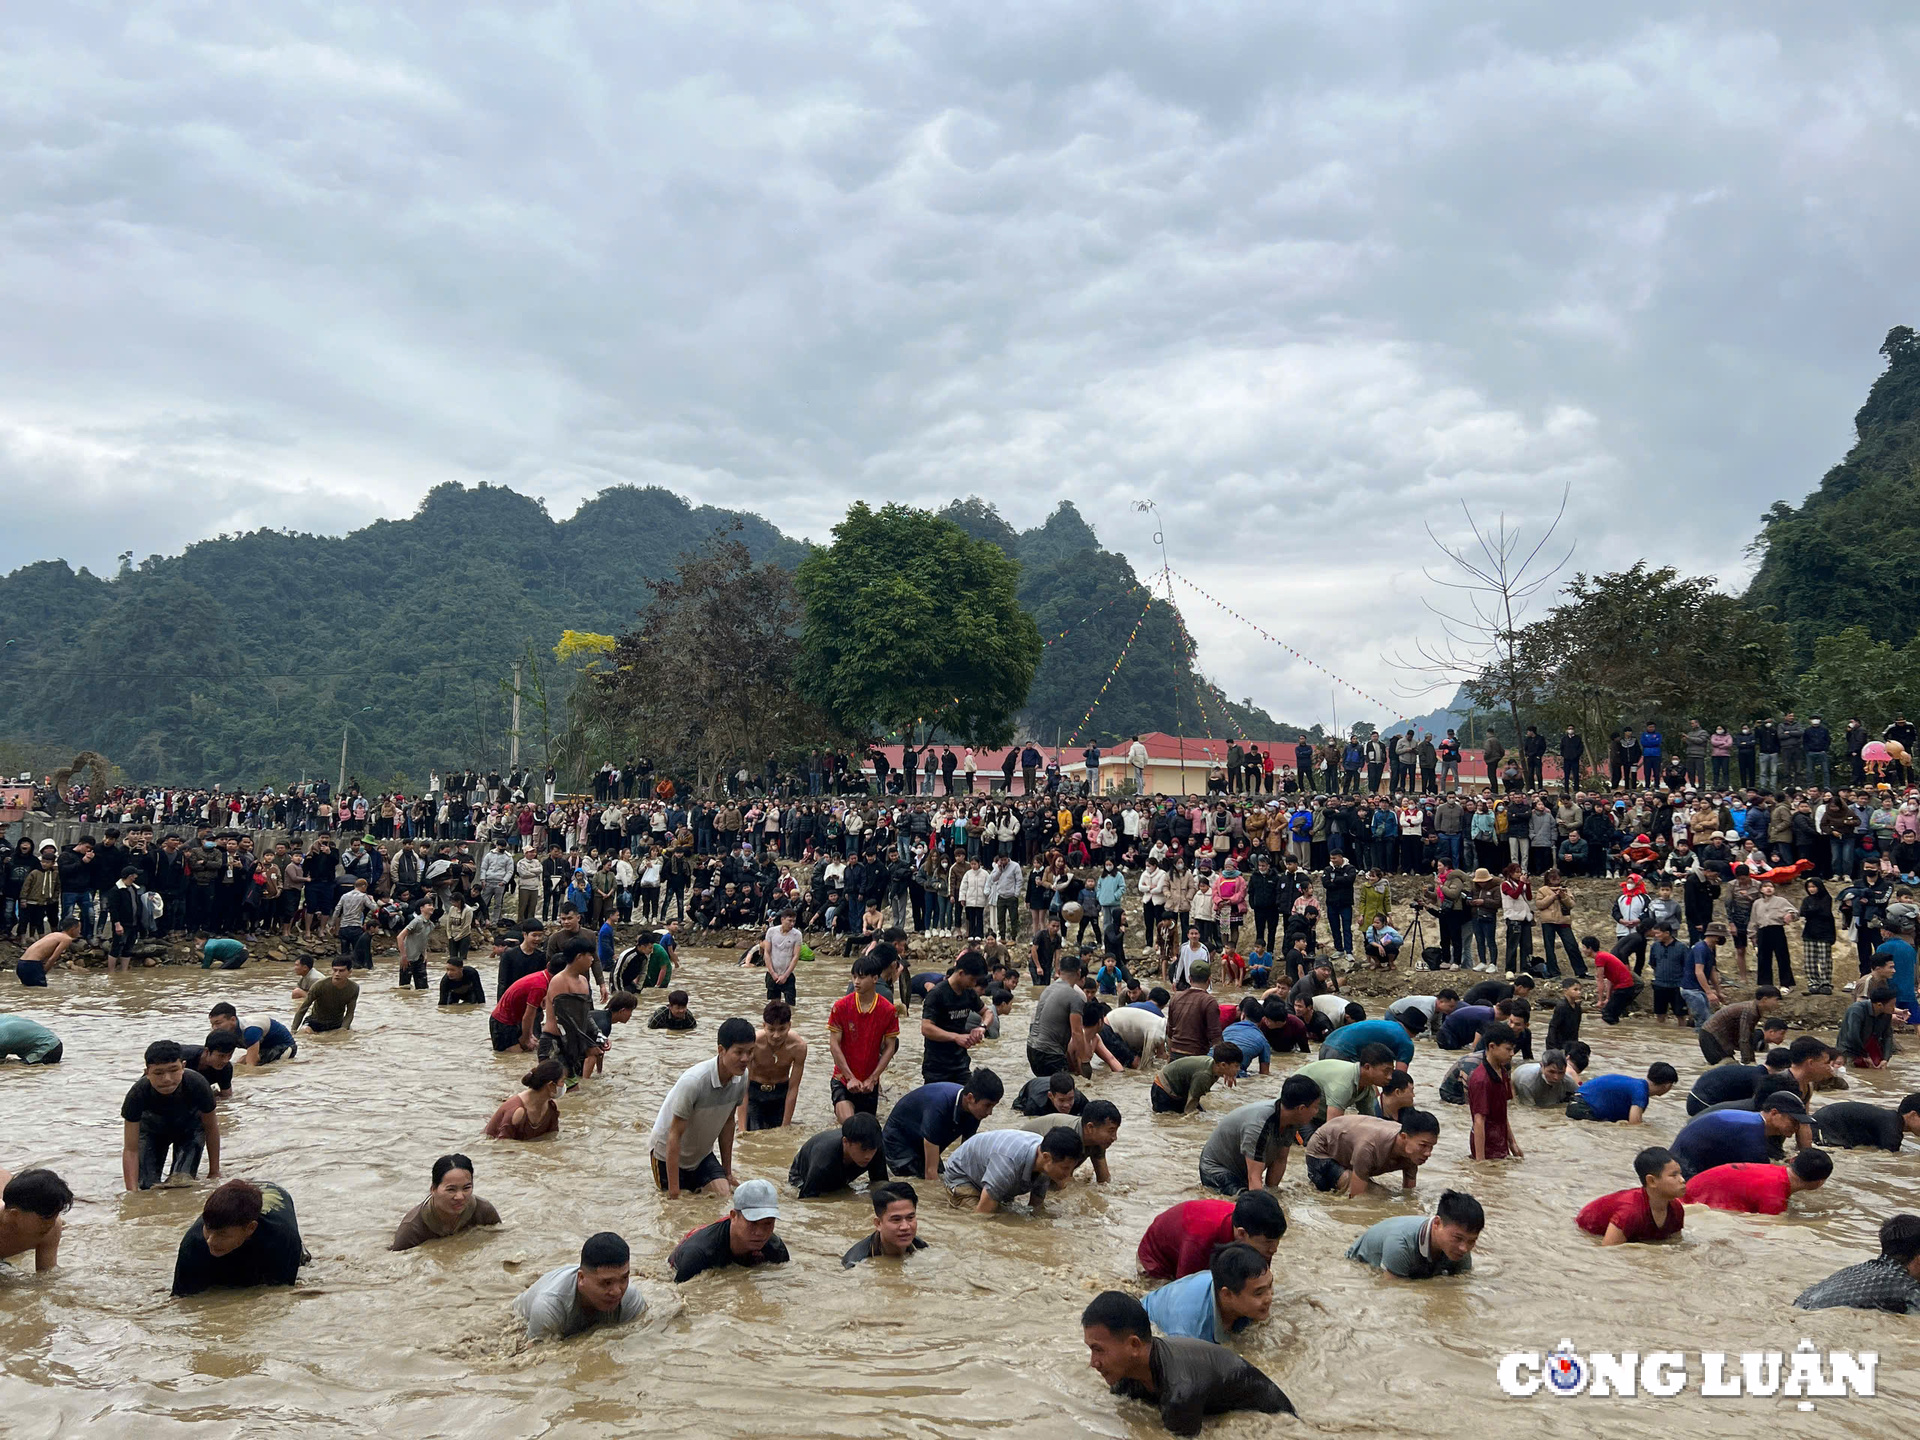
top-left (1668, 1090), bottom-right (1811, 1179)
top-left (666, 1177), bottom-right (790, 1282)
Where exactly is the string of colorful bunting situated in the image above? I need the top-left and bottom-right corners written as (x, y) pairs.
top-left (1042, 583), bottom-right (1146, 649)
top-left (1065, 591), bottom-right (1156, 746)
top-left (1166, 567), bottom-right (1411, 723)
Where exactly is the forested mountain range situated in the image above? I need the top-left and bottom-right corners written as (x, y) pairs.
top-left (1747, 326), bottom-right (1920, 666)
top-left (0, 485), bottom-right (1307, 788)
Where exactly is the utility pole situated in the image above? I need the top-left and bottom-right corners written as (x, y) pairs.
top-left (510, 660), bottom-right (522, 770)
top-left (338, 722), bottom-right (348, 795)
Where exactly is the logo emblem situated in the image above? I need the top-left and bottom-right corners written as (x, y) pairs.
top-left (1546, 1341), bottom-right (1586, 1396)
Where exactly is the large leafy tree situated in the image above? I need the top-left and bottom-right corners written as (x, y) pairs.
top-left (797, 503), bottom-right (1042, 747)
top-left (1479, 564), bottom-right (1788, 769)
top-left (1795, 626), bottom-right (1920, 730)
top-left (587, 533), bottom-right (841, 794)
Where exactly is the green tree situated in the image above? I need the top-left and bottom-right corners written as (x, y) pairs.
top-left (1483, 564), bottom-right (1788, 774)
top-left (796, 503), bottom-right (1042, 747)
top-left (1746, 326), bottom-right (1920, 663)
top-left (1795, 626), bottom-right (1918, 730)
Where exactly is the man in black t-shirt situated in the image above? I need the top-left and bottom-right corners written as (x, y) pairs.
top-left (1030, 916), bottom-right (1063, 986)
top-left (121, 1040), bottom-right (221, 1191)
top-left (1815, 1097), bottom-right (1920, 1152)
top-left (788, 1114), bottom-right (887, 1198)
top-left (179, 1030), bottom-right (239, 1100)
top-left (171, 1179), bottom-right (306, 1296)
top-left (919, 953), bottom-right (992, 1083)
top-left (667, 1178), bottom-right (791, 1282)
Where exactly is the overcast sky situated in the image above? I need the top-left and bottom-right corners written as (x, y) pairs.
top-left (5, 4), bottom-right (1916, 730)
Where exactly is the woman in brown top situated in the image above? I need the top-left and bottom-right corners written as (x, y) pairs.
top-left (485, 1060), bottom-right (563, 1141)
top-left (390, 1153), bottom-right (503, 1250)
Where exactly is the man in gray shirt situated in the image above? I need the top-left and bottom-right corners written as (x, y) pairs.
top-left (396, 898), bottom-right (437, 990)
top-left (1510, 1050), bottom-right (1578, 1108)
top-left (648, 1017), bottom-right (756, 1199)
top-left (1197, 1076), bottom-right (1323, 1196)
top-left (941, 1127), bottom-right (1084, 1214)
top-left (514, 1231), bottom-right (646, 1339)
top-left (1026, 955), bottom-right (1088, 1077)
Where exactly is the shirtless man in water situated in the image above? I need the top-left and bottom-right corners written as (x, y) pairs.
top-left (15, 920), bottom-right (82, 986)
top-left (0, 1167), bottom-right (73, 1271)
top-left (540, 944), bottom-right (604, 1085)
top-left (738, 1000), bottom-right (809, 1131)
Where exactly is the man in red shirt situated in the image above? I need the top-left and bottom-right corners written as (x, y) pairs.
top-left (1467, 1023), bottom-right (1520, 1161)
top-left (1576, 1145), bottom-right (1685, 1244)
top-left (1587, 939), bottom-right (1641, 1025)
top-left (1683, 1151), bottom-right (1832, 1214)
top-left (829, 954), bottom-right (900, 1120)
top-left (490, 965), bottom-right (552, 1053)
top-left (1136, 1190), bottom-right (1285, 1280)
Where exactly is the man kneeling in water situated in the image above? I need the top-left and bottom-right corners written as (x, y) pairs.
top-left (514, 1231), bottom-right (646, 1339)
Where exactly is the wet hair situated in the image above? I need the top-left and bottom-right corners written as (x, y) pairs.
top-left (431, 1153), bottom-right (475, 1187)
top-left (1047, 1072), bottom-right (1078, 1096)
top-left (1633, 1146), bottom-right (1674, 1184)
top-left (717, 1017), bottom-right (758, 1048)
top-left (1279, 1073), bottom-right (1322, 1110)
top-left (1879, 1214), bottom-right (1920, 1266)
top-left (1230, 1188), bottom-right (1286, 1239)
top-left (1039, 1128), bottom-right (1086, 1162)
top-left (1434, 1189), bottom-right (1485, 1233)
top-left (1081, 1289), bottom-right (1151, 1341)
top-left (1566, 1041), bottom-right (1592, 1073)
top-left (2, 1168), bottom-right (73, 1219)
top-left (1083, 1001), bottom-right (1109, 1027)
top-left (144, 1039), bottom-right (184, 1067)
top-left (1209, 1241), bottom-right (1271, 1295)
top-left (1380, 1071), bottom-right (1413, 1097)
top-left (763, 1001), bottom-right (793, 1026)
top-left (1791, 1149), bottom-right (1833, 1183)
top-left (580, 1231), bottom-right (629, 1269)
top-left (208, 1002), bottom-right (238, 1021)
top-left (871, 1180), bottom-right (917, 1214)
top-left (607, 991), bottom-right (640, 1016)
top-left (840, 1113), bottom-right (884, 1150)
top-left (1211, 1042), bottom-right (1244, 1067)
top-left (522, 1059), bottom-right (565, 1090)
top-left (1788, 1035), bottom-right (1831, 1065)
top-left (202, 1179), bottom-right (264, 1231)
top-left (667, 989), bottom-right (690, 1006)
top-left (1356, 1043), bottom-right (1394, 1068)
top-left (1899, 1094), bottom-right (1920, 1119)
top-left (200, 1030), bottom-right (239, 1055)
top-left (1648, 1061), bottom-right (1679, 1085)
top-left (1081, 1099), bottom-right (1121, 1128)
top-left (962, 1067), bottom-right (1004, 1104)
top-left (1398, 1108), bottom-right (1440, 1138)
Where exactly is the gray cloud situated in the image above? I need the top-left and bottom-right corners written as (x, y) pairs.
top-left (2, 3), bottom-right (1916, 725)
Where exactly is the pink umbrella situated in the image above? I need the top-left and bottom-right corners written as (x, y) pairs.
top-left (1862, 741), bottom-right (1891, 763)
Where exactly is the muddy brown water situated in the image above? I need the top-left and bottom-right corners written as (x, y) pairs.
top-left (3, 945), bottom-right (1918, 1439)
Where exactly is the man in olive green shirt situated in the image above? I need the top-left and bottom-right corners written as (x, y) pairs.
top-left (292, 962), bottom-right (360, 1032)
top-left (1150, 1043), bottom-right (1244, 1114)
top-left (1296, 1046), bottom-right (1396, 1123)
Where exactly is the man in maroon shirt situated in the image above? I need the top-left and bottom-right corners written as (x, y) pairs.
top-left (1166, 963), bottom-right (1224, 1058)
top-left (1135, 1191), bottom-right (1285, 1280)
top-left (1467, 1023), bottom-right (1520, 1160)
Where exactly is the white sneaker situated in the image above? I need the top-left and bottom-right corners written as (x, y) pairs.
top-left (1843, 981), bottom-right (1857, 993)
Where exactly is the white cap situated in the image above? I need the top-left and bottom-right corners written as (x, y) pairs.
top-left (732, 1178), bottom-right (779, 1221)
